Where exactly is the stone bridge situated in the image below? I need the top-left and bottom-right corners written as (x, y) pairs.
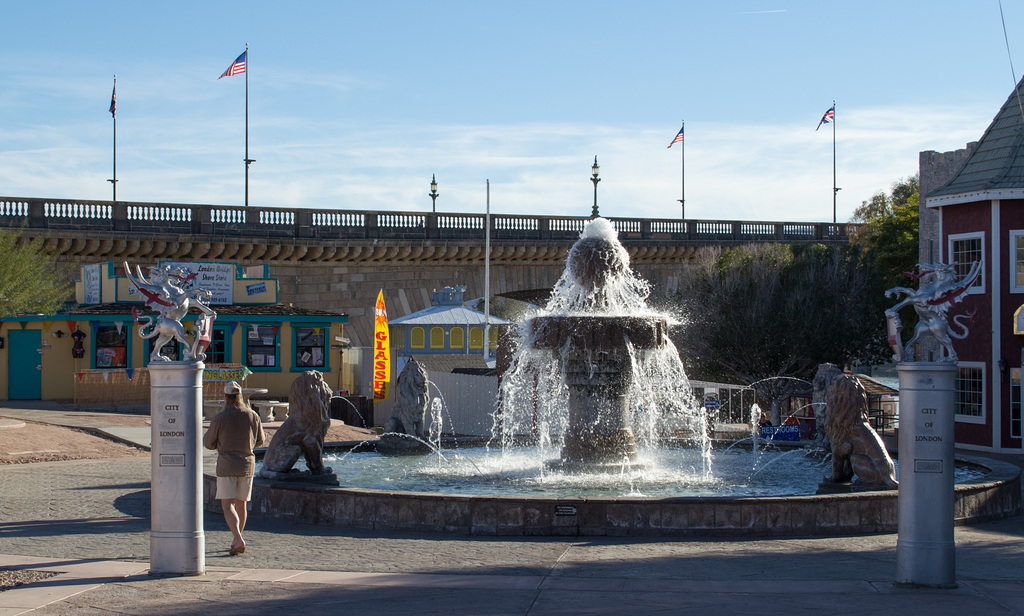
top-left (0, 196), bottom-right (857, 347)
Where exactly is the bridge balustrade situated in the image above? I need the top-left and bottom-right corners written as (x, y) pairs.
top-left (0, 196), bottom-right (855, 245)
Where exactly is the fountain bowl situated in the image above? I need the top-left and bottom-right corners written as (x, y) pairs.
top-left (204, 453), bottom-right (1021, 537)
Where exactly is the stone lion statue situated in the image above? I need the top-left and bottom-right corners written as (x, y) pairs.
top-left (811, 363), bottom-right (842, 451)
top-left (822, 374), bottom-right (897, 489)
top-left (261, 371), bottom-right (333, 476)
top-left (383, 359), bottom-right (429, 439)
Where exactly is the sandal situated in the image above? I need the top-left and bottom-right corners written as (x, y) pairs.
top-left (229, 545), bottom-right (246, 556)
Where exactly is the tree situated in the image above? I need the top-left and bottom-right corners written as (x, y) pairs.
top-left (0, 229), bottom-right (73, 317)
top-left (851, 175), bottom-right (919, 292)
top-left (672, 243), bottom-right (888, 423)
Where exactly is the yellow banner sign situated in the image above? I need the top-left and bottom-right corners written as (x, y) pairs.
top-left (203, 367), bottom-right (252, 382)
top-left (373, 290), bottom-right (390, 401)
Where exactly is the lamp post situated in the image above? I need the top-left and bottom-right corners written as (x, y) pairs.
top-left (590, 156), bottom-right (600, 218)
top-left (429, 174), bottom-right (439, 213)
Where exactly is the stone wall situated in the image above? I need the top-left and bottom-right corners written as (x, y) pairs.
top-left (919, 144), bottom-right (976, 264)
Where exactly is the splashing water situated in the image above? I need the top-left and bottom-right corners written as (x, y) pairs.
top-left (493, 217), bottom-right (709, 478)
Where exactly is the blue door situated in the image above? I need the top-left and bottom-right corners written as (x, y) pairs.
top-left (9, 329), bottom-right (42, 399)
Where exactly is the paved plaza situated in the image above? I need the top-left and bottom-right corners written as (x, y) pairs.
top-left (0, 403), bottom-right (1022, 615)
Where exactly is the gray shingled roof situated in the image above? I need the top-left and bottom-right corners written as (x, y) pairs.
top-left (389, 304), bottom-right (511, 327)
top-left (928, 76), bottom-right (1024, 201)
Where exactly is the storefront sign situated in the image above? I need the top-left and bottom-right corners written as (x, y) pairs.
top-left (163, 261), bottom-right (235, 305)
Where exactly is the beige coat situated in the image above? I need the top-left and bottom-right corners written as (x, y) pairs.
top-left (203, 402), bottom-right (265, 477)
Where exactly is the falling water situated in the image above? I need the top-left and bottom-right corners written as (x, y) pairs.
top-left (494, 218), bottom-right (708, 478)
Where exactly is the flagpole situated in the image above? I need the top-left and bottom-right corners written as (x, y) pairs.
top-left (678, 119), bottom-right (685, 219)
top-left (243, 43), bottom-right (253, 207)
top-left (832, 100), bottom-right (837, 224)
top-left (483, 179), bottom-right (491, 365)
top-left (108, 75), bottom-right (117, 202)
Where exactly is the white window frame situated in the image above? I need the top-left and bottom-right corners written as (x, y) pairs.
top-left (1009, 230), bottom-right (1024, 293)
top-left (955, 361), bottom-right (986, 424)
top-left (948, 232), bottom-right (985, 295)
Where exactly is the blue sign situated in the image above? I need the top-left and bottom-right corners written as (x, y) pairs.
top-left (760, 425), bottom-right (800, 442)
top-left (246, 282), bottom-right (267, 296)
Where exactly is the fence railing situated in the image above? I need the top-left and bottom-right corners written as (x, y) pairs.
top-left (0, 196), bottom-right (858, 244)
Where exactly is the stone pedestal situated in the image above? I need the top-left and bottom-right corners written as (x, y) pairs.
top-left (528, 316), bottom-right (667, 466)
top-left (148, 361), bottom-right (205, 576)
top-left (895, 362), bottom-right (957, 588)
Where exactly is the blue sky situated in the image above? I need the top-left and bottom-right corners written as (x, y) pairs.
top-left (1, 1), bottom-right (1021, 222)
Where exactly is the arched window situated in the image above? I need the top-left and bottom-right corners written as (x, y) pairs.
top-left (450, 327), bottom-right (465, 349)
top-left (430, 327), bottom-right (445, 348)
top-left (489, 327), bottom-right (499, 349)
top-left (469, 327), bottom-right (484, 349)
top-left (411, 327), bottom-right (425, 349)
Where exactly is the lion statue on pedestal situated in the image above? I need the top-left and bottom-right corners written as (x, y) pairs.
top-left (822, 374), bottom-right (897, 489)
top-left (261, 371), bottom-right (334, 480)
top-left (383, 359), bottom-right (429, 439)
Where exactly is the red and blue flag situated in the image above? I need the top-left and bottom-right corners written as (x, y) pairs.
top-left (219, 51), bottom-right (246, 79)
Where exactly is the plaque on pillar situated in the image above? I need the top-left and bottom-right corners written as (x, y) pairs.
top-left (885, 260), bottom-right (979, 588)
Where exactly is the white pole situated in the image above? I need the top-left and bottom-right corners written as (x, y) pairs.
top-left (483, 180), bottom-right (491, 364)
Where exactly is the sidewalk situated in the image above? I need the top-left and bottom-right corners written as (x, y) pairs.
top-left (1, 402), bottom-right (1022, 615)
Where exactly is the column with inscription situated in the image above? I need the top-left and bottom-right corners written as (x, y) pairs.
top-left (895, 362), bottom-right (957, 587)
top-left (149, 361), bottom-right (206, 575)
top-left (885, 259), bottom-right (978, 589)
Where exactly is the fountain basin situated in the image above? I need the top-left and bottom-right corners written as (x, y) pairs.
top-left (204, 454), bottom-right (1021, 537)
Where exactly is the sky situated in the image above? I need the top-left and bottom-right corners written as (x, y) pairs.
top-left (1, 1), bottom-right (1023, 223)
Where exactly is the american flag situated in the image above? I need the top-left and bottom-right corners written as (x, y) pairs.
top-left (667, 125), bottom-right (684, 148)
top-left (816, 105), bottom-right (834, 131)
top-left (109, 83), bottom-right (116, 117)
top-left (218, 51), bottom-right (246, 79)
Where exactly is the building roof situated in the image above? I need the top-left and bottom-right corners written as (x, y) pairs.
top-left (855, 373), bottom-right (898, 397)
top-left (389, 286), bottom-right (512, 327)
top-left (928, 75), bottom-right (1024, 205)
top-left (389, 304), bottom-right (511, 327)
top-left (6, 302), bottom-right (347, 322)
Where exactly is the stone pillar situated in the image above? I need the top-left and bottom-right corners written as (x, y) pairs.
top-left (148, 361), bottom-right (205, 576)
top-left (895, 361), bottom-right (957, 588)
top-left (560, 350), bottom-right (637, 465)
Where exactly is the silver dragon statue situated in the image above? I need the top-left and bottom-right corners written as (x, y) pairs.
top-left (884, 261), bottom-right (981, 363)
top-left (124, 261), bottom-right (218, 362)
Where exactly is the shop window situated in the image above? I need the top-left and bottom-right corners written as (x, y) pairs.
top-left (469, 327), bottom-right (484, 349)
top-left (450, 327), bottom-right (465, 349)
top-left (430, 327), bottom-right (445, 349)
top-left (94, 324), bottom-right (128, 368)
top-left (245, 325), bottom-right (279, 370)
top-left (955, 362), bottom-right (985, 423)
top-left (389, 326), bottom-right (405, 350)
top-left (411, 327), bottom-right (425, 349)
top-left (948, 232), bottom-right (984, 293)
top-left (207, 327), bottom-right (229, 364)
top-left (294, 326), bottom-right (327, 370)
top-left (1012, 368), bottom-right (1022, 439)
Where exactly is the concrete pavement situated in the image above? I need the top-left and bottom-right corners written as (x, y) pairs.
top-left (0, 402), bottom-right (1022, 615)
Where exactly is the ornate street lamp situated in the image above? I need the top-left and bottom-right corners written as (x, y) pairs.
top-left (429, 174), bottom-right (439, 213)
top-left (590, 156), bottom-right (601, 218)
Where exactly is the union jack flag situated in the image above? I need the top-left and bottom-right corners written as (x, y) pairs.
top-left (108, 82), bottom-right (116, 117)
top-left (667, 125), bottom-right (684, 148)
top-left (218, 51), bottom-right (246, 79)
top-left (816, 105), bottom-right (834, 131)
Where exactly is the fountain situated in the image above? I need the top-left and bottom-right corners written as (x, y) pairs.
top-left (506, 217), bottom-right (700, 468)
top-left (203, 219), bottom-right (1020, 536)
top-left (494, 218), bottom-right (708, 476)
